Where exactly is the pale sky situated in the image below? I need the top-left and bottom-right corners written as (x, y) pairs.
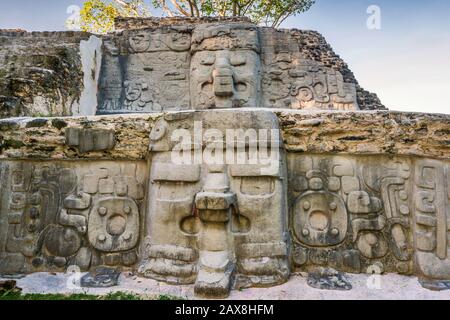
top-left (0, 0), bottom-right (449, 114)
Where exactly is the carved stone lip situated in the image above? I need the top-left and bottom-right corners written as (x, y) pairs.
top-left (194, 192), bottom-right (237, 210)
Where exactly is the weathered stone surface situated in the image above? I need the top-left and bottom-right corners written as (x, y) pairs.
top-left (81, 266), bottom-right (121, 288)
top-left (0, 30), bottom-right (101, 118)
top-left (287, 29), bottom-right (385, 110)
top-left (97, 19), bottom-right (369, 113)
top-left (0, 18), bottom-right (384, 119)
top-left (0, 279), bottom-right (21, 294)
top-left (307, 267), bottom-right (352, 291)
top-left (419, 278), bottom-right (450, 291)
top-left (278, 111), bottom-right (450, 160)
top-left (0, 161), bottom-right (146, 275)
top-left (115, 16), bottom-right (253, 30)
top-left (112, 18), bottom-right (383, 111)
top-left (0, 18), bottom-right (449, 300)
top-left (139, 110), bottom-right (289, 298)
top-left (288, 154), bottom-right (413, 275)
top-left (0, 109), bottom-right (449, 297)
top-left (65, 127), bottom-right (116, 153)
top-left (0, 115), bottom-right (155, 160)
top-left (1, 111), bottom-right (448, 161)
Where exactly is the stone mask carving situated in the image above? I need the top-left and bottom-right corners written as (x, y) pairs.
top-left (190, 23), bottom-right (261, 109)
top-left (96, 21), bottom-right (361, 114)
top-left (139, 111), bottom-right (289, 298)
top-left (191, 50), bottom-right (260, 109)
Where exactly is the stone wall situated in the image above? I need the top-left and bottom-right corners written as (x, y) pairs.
top-left (0, 18), bottom-right (446, 299)
top-left (0, 30), bottom-right (101, 118)
top-left (0, 111), bottom-right (447, 161)
top-left (0, 18), bottom-right (385, 119)
top-left (98, 19), bottom-right (367, 113)
top-left (287, 29), bottom-right (386, 110)
top-left (113, 17), bottom-right (386, 111)
top-left (0, 110), bottom-right (449, 297)
top-left (115, 16), bottom-right (253, 29)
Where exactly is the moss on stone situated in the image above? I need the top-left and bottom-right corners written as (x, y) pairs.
top-left (51, 118), bottom-right (68, 130)
top-left (25, 118), bottom-right (48, 128)
top-left (2, 139), bottom-right (25, 149)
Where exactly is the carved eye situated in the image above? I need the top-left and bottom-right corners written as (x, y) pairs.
top-left (200, 56), bottom-right (215, 65)
top-left (235, 82), bottom-right (247, 92)
top-left (240, 177), bottom-right (274, 195)
top-left (230, 56), bottom-right (246, 66)
top-left (150, 118), bottom-right (168, 141)
top-left (132, 34), bottom-right (145, 42)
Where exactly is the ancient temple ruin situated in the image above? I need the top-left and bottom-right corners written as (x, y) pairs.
top-left (0, 17), bottom-right (449, 298)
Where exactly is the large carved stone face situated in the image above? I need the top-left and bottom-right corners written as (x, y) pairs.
top-left (164, 32), bottom-right (191, 51)
top-left (129, 32), bottom-right (151, 53)
top-left (140, 111), bottom-right (289, 294)
top-left (189, 23), bottom-right (261, 110)
top-left (97, 22), bottom-right (362, 114)
top-left (190, 50), bottom-right (260, 109)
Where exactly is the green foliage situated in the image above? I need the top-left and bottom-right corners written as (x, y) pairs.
top-left (155, 0), bottom-right (315, 27)
top-left (80, 0), bottom-right (315, 33)
top-left (158, 294), bottom-right (186, 300)
top-left (104, 291), bottom-right (142, 300)
top-left (0, 289), bottom-right (188, 300)
top-left (80, 0), bottom-right (151, 33)
top-left (0, 290), bottom-right (98, 300)
top-left (0, 290), bottom-right (144, 300)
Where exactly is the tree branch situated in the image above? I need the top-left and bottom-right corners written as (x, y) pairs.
top-left (192, 0), bottom-right (200, 17)
top-left (168, 0), bottom-right (190, 16)
top-left (187, 0), bottom-right (195, 16)
top-left (160, 0), bottom-right (175, 16)
top-left (241, 0), bottom-right (257, 16)
top-left (114, 0), bottom-right (139, 15)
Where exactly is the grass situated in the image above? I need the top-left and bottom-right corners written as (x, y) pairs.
top-left (0, 290), bottom-right (184, 301)
top-left (157, 294), bottom-right (185, 301)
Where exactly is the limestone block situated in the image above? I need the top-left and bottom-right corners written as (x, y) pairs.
top-left (261, 49), bottom-right (358, 110)
top-left (293, 191), bottom-right (348, 247)
top-left (413, 159), bottom-right (450, 279)
top-left (66, 128), bottom-right (116, 153)
top-left (0, 19), bottom-right (385, 119)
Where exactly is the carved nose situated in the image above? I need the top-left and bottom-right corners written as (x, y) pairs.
top-left (194, 192), bottom-right (237, 223)
top-left (213, 67), bottom-right (233, 97)
top-left (194, 169), bottom-right (237, 222)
